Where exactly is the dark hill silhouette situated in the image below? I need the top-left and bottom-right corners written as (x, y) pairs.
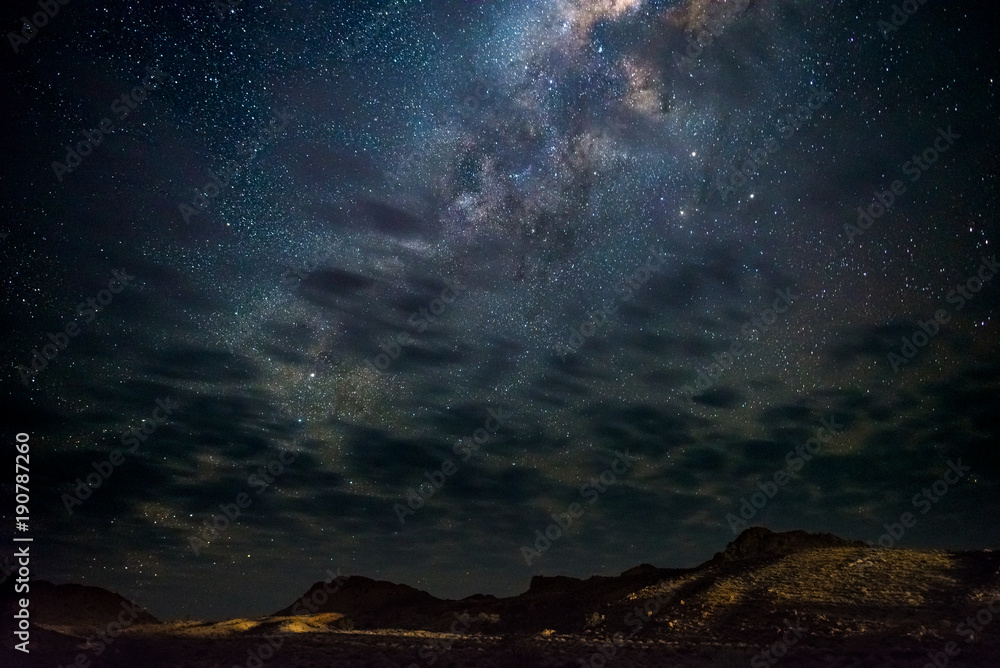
top-left (267, 527), bottom-right (998, 639)
top-left (271, 575), bottom-right (446, 629)
top-left (13, 528), bottom-right (1000, 668)
top-left (711, 526), bottom-right (868, 562)
top-left (2, 580), bottom-right (159, 630)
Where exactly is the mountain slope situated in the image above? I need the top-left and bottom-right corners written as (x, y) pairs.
top-left (268, 527), bottom-right (1000, 645)
top-left (3, 580), bottom-right (159, 631)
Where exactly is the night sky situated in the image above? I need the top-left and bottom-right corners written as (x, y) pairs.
top-left (1, 0), bottom-right (997, 621)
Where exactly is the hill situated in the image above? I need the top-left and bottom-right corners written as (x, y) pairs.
top-left (11, 528), bottom-right (1000, 667)
top-left (267, 527), bottom-right (1000, 643)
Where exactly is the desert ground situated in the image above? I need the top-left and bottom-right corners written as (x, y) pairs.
top-left (6, 530), bottom-right (999, 667)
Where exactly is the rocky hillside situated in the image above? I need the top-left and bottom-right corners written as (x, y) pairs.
top-left (268, 527), bottom-right (1000, 646)
top-left (709, 526), bottom-right (868, 562)
top-left (2, 580), bottom-right (159, 631)
top-left (11, 528), bottom-right (999, 668)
